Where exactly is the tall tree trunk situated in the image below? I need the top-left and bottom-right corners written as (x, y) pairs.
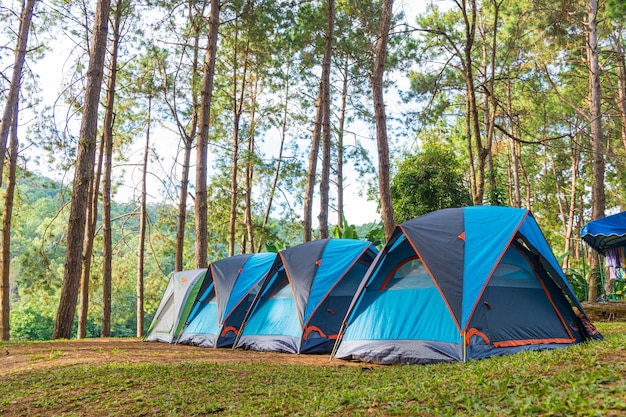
top-left (137, 96), bottom-right (151, 337)
top-left (176, 142), bottom-right (192, 271)
top-left (319, 0), bottom-right (335, 239)
top-left (562, 141), bottom-right (580, 269)
top-left (0, 102), bottom-right (19, 341)
top-left (0, 0), bottom-right (35, 188)
top-left (483, 0), bottom-right (500, 204)
top-left (372, 0), bottom-right (395, 239)
top-left (228, 37), bottom-right (249, 256)
top-left (610, 29), bottom-right (626, 152)
top-left (53, 0), bottom-right (111, 340)
top-left (303, 83), bottom-right (323, 242)
top-left (587, 0), bottom-right (606, 301)
top-left (336, 58), bottom-right (349, 226)
top-left (303, 2), bottom-right (335, 243)
top-left (244, 75), bottom-right (258, 253)
top-left (460, 0), bottom-right (484, 205)
top-left (101, 0), bottom-right (123, 338)
top-left (77, 118), bottom-right (105, 339)
top-left (174, 2), bottom-right (202, 272)
top-left (195, 0), bottom-right (220, 268)
top-left (506, 78), bottom-right (522, 208)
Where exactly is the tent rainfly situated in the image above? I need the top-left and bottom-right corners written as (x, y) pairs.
top-left (235, 238), bottom-right (378, 354)
top-left (332, 206), bottom-right (602, 365)
top-left (177, 252), bottom-right (277, 348)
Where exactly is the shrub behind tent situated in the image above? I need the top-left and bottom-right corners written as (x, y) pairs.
top-left (333, 206), bottom-right (601, 364)
top-left (178, 252), bottom-right (277, 348)
top-left (236, 239), bottom-right (378, 354)
top-left (145, 268), bottom-right (207, 343)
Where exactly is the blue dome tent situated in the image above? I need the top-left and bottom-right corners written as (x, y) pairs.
top-left (235, 238), bottom-right (378, 354)
top-left (177, 252), bottom-right (277, 348)
top-left (333, 206), bottom-right (601, 365)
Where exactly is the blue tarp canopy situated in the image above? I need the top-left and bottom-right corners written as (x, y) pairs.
top-left (580, 211), bottom-right (626, 255)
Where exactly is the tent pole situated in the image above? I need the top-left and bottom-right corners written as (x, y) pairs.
top-left (329, 323), bottom-right (347, 362)
top-left (598, 252), bottom-right (606, 299)
top-left (462, 331), bottom-right (467, 362)
top-left (581, 243), bottom-right (588, 301)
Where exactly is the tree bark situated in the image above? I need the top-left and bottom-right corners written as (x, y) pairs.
top-left (100, 0), bottom-right (123, 338)
top-left (586, 0), bottom-right (606, 302)
top-left (319, 0), bottom-right (335, 239)
top-left (173, 1), bottom-right (202, 272)
top-left (482, 1), bottom-right (500, 204)
top-left (195, 0), bottom-right (220, 268)
top-left (610, 29), bottom-right (626, 152)
top-left (372, 0), bottom-right (395, 240)
top-left (228, 37), bottom-right (249, 256)
top-left (77, 116), bottom-right (105, 339)
top-left (244, 75), bottom-right (258, 253)
top-left (53, 0), bottom-right (111, 340)
top-left (303, 83), bottom-right (323, 242)
top-left (0, 0), bottom-right (36, 188)
top-left (506, 78), bottom-right (522, 208)
top-left (137, 95), bottom-right (151, 337)
top-left (562, 142), bottom-right (580, 269)
top-left (336, 58), bottom-right (349, 227)
top-left (460, 0), bottom-right (485, 205)
top-left (0, 102), bottom-right (19, 341)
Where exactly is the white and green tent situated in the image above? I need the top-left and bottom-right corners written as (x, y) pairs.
top-left (145, 268), bottom-right (207, 343)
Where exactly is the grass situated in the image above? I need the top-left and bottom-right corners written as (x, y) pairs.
top-left (1, 322), bottom-right (626, 416)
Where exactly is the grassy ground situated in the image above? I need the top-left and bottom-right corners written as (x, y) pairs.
top-left (1, 321), bottom-right (625, 416)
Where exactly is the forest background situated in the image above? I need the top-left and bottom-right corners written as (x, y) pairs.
top-left (0, 0), bottom-right (622, 340)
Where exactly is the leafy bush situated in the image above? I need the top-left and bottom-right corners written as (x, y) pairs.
top-left (10, 305), bottom-right (54, 340)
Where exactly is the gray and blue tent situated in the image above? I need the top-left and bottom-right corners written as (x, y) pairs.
top-left (333, 206), bottom-right (601, 364)
top-left (235, 238), bottom-right (378, 354)
top-left (177, 252), bottom-right (277, 348)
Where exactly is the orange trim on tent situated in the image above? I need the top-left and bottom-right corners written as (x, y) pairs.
top-left (268, 277), bottom-right (289, 299)
top-left (379, 255), bottom-right (420, 290)
top-left (303, 326), bottom-right (327, 340)
top-left (400, 225), bottom-right (462, 333)
top-left (493, 337), bottom-right (575, 348)
top-left (458, 231), bottom-right (465, 241)
top-left (220, 326), bottom-right (239, 337)
top-left (465, 328), bottom-right (491, 345)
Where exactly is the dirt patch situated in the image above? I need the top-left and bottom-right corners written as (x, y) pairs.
top-left (2, 338), bottom-right (366, 374)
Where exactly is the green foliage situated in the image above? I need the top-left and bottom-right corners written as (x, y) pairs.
top-left (358, 223), bottom-right (386, 249)
top-left (391, 142), bottom-right (472, 223)
top-left (563, 267), bottom-right (589, 302)
top-left (265, 241), bottom-right (284, 253)
top-left (9, 305), bottom-right (55, 341)
top-left (606, 0), bottom-right (626, 21)
top-left (331, 215), bottom-right (359, 239)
